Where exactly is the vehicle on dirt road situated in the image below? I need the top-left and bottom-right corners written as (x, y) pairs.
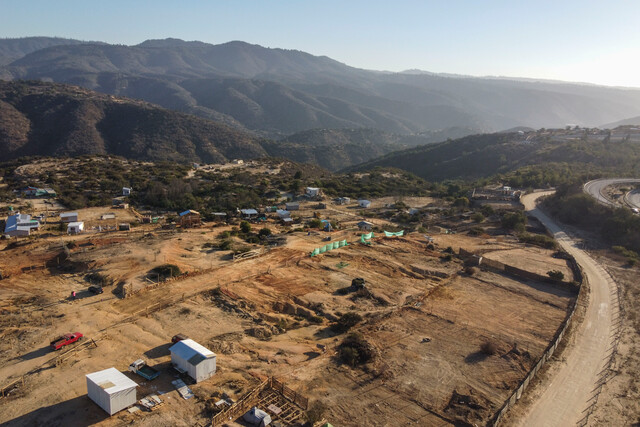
top-left (50, 332), bottom-right (83, 350)
top-left (88, 285), bottom-right (103, 294)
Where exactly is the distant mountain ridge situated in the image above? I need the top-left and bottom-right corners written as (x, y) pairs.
top-left (2, 37), bottom-right (640, 138)
top-left (0, 80), bottom-right (266, 163)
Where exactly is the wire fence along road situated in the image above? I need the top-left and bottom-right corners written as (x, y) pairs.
top-left (583, 178), bottom-right (640, 207)
top-left (515, 192), bottom-right (619, 427)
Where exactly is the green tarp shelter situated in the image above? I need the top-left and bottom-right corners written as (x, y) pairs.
top-left (384, 230), bottom-right (404, 237)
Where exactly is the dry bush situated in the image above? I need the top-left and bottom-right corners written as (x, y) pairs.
top-left (480, 341), bottom-right (498, 355)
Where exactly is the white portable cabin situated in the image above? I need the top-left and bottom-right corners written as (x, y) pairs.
top-left (169, 339), bottom-right (216, 383)
top-left (305, 187), bottom-right (320, 197)
top-left (60, 212), bottom-right (79, 223)
top-left (67, 221), bottom-right (84, 234)
top-left (86, 367), bottom-right (138, 415)
top-left (358, 200), bottom-right (371, 208)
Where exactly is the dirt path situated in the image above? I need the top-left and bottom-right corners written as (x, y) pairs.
top-left (516, 192), bottom-right (617, 426)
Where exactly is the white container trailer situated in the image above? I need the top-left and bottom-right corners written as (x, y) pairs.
top-left (169, 339), bottom-right (216, 383)
top-left (86, 367), bottom-right (138, 415)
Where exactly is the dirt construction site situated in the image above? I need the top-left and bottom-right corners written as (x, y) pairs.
top-left (0, 206), bottom-right (578, 426)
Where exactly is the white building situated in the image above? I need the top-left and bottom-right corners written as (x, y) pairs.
top-left (3, 213), bottom-right (40, 237)
top-left (86, 367), bottom-right (138, 415)
top-left (60, 212), bottom-right (79, 223)
top-left (358, 200), bottom-right (371, 208)
top-left (169, 339), bottom-right (216, 383)
top-left (305, 187), bottom-right (320, 197)
top-left (122, 187), bottom-right (131, 196)
top-left (67, 221), bottom-right (84, 234)
top-left (285, 202), bottom-right (300, 211)
top-left (276, 209), bottom-right (290, 219)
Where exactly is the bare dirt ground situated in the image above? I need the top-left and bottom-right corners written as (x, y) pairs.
top-left (0, 210), bottom-right (577, 426)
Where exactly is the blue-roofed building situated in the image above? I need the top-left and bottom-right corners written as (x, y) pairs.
top-left (240, 209), bottom-right (259, 219)
top-left (4, 213), bottom-right (40, 237)
top-left (179, 210), bottom-right (201, 227)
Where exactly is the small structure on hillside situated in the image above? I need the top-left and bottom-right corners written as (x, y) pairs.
top-left (241, 209), bottom-right (259, 219)
top-left (357, 221), bottom-right (373, 231)
top-left (169, 339), bottom-right (216, 383)
top-left (336, 197), bottom-right (351, 205)
top-left (212, 212), bottom-right (227, 221)
top-left (119, 223), bottom-right (131, 231)
top-left (305, 187), bottom-right (320, 197)
top-left (86, 367), bottom-right (138, 415)
top-left (285, 202), bottom-right (300, 211)
top-left (243, 407), bottom-right (272, 427)
top-left (122, 187), bottom-right (131, 196)
top-left (276, 209), bottom-right (290, 219)
top-left (358, 200), bottom-right (371, 208)
top-left (60, 212), bottom-right (79, 223)
top-left (3, 213), bottom-right (40, 237)
top-left (179, 210), bottom-right (201, 228)
top-left (232, 159), bottom-right (244, 165)
top-left (67, 221), bottom-right (84, 234)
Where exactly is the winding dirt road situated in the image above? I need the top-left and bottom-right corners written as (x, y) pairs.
top-left (516, 192), bottom-right (618, 426)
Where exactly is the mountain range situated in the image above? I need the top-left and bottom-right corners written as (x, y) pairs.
top-left (0, 80), bottom-right (416, 169)
top-left (2, 37), bottom-right (640, 139)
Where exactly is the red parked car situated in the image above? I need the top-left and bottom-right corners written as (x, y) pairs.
top-left (50, 332), bottom-right (83, 350)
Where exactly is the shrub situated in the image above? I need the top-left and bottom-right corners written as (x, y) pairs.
top-left (465, 266), bottom-right (477, 276)
top-left (339, 333), bottom-right (374, 366)
top-left (219, 239), bottom-right (232, 250)
top-left (150, 264), bottom-right (181, 280)
top-left (240, 221), bottom-right (252, 234)
top-left (480, 341), bottom-right (498, 355)
top-left (471, 212), bottom-right (485, 223)
top-left (308, 218), bottom-right (322, 229)
top-left (258, 227), bottom-right (272, 237)
top-left (332, 312), bottom-right (362, 333)
top-left (547, 270), bottom-right (564, 281)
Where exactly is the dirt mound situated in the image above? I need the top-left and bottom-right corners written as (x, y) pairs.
top-left (444, 389), bottom-right (492, 425)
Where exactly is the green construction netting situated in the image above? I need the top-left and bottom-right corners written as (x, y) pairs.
top-left (384, 230), bottom-right (404, 237)
top-left (310, 239), bottom-right (351, 256)
top-left (360, 232), bottom-right (374, 244)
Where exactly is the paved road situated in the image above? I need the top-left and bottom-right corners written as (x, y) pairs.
top-left (583, 178), bottom-right (640, 207)
top-left (624, 189), bottom-right (640, 210)
top-left (517, 192), bottom-right (617, 427)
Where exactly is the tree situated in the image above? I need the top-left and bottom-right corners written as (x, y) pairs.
top-left (240, 221), bottom-right (252, 234)
top-left (258, 227), bottom-right (272, 237)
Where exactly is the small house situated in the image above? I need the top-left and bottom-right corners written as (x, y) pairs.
top-left (67, 222), bottom-right (84, 234)
top-left (212, 212), bottom-right (227, 222)
top-left (357, 221), bottom-right (373, 231)
top-left (241, 209), bottom-right (259, 219)
top-left (358, 200), bottom-right (371, 208)
top-left (122, 187), bottom-right (131, 196)
top-left (60, 212), bottom-right (79, 223)
top-left (179, 210), bottom-right (201, 227)
top-left (86, 367), bottom-right (138, 415)
top-left (281, 217), bottom-right (293, 226)
top-left (276, 209), bottom-right (290, 219)
top-left (285, 202), bottom-right (300, 211)
top-left (243, 406), bottom-right (272, 427)
top-left (232, 159), bottom-right (244, 165)
top-left (119, 223), bottom-right (131, 231)
top-left (336, 197), bottom-right (350, 205)
top-left (3, 213), bottom-right (39, 237)
top-left (169, 339), bottom-right (216, 383)
top-left (305, 187), bottom-right (320, 197)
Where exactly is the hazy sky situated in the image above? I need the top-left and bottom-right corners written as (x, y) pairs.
top-left (2, 0), bottom-right (639, 87)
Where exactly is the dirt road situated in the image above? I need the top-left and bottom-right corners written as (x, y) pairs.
top-left (517, 192), bottom-right (617, 426)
